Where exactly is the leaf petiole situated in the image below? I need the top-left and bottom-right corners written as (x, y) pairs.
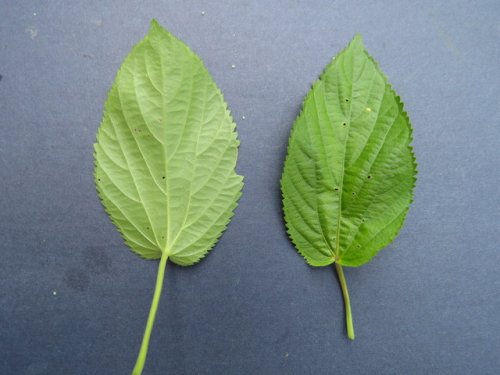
top-left (335, 263), bottom-right (355, 340)
top-left (132, 252), bottom-right (169, 375)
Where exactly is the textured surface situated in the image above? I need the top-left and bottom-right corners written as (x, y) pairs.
top-left (282, 36), bottom-right (416, 267)
top-left (0, 1), bottom-right (499, 374)
top-left (95, 21), bottom-right (242, 265)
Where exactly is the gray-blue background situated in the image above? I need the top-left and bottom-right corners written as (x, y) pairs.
top-left (1, 1), bottom-right (499, 374)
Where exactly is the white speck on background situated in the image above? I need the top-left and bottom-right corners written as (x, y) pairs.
top-left (25, 26), bottom-right (38, 39)
top-left (52, 290), bottom-right (57, 296)
top-left (33, 12), bottom-right (37, 16)
top-left (231, 64), bottom-right (235, 69)
top-left (201, 11), bottom-right (205, 16)
top-left (242, 116), bottom-right (246, 120)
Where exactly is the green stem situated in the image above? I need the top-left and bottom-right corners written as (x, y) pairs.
top-left (132, 252), bottom-right (169, 375)
top-left (335, 263), bottom-right (355, 340)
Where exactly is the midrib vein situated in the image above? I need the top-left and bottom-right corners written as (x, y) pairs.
top-left (164, 53), bottom-right (197, 251)
top-left (168, 66), bottom-right (205, 251)
top-left (334, 56), bottom-right (361, 260)
top-left (159, 43), bottom-right (171, 253)
top-left (300, 114), bottom-right (332, 255)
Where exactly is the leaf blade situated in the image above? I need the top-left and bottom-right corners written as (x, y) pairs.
top-left (94, 20), bottom-right (243, 265)
top-left (281, 35), bottom-right (416, 267)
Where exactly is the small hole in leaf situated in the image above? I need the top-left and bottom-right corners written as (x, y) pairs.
top-left (342, 122), bottom-right (347, 127)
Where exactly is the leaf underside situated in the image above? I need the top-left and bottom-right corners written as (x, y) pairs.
top-left (281, 35), bottom-right (417, 267)
top-left (94, 20), bottom-right (243, 266)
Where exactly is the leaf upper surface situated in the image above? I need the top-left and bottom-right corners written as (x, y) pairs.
top-left (281, 35), bottom-right (416, 267)
top-left (94, 20), bottom-right (243, 266)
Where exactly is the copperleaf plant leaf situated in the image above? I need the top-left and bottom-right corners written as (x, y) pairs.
top-left (281, 35), bottom-right (417, 340)
top-left (94, 20), bottom-right (243, 374)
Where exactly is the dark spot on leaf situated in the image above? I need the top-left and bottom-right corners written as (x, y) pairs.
top-left (342, 122), bottom-right (347, 127)
top-left (345, 98), bottom-right (349, 102)
top-left (352, 192), bottom-right (356, 196)
top-left (162, 176), bottom-right (165, 179)
top-left (334, 187), bottom-right (339, 191)
top-left (146, 227), bottom-right (150, 230)
top-left (367, 175), bottom-right (372, 179)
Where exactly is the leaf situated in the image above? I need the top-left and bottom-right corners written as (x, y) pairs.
top-left (281, 35), bottom-right (417, 339)
top-left (94, 20), bottom-right (243, 374)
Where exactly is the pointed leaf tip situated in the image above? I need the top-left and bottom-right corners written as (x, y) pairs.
top-left (150, 19), bottom-right (159, 28)
top-left (349, 33), bottom-right (365, 49)
top-left (149, 19), bottom-right (165, 35)
top-left (353, 33), bottom-right (363, 41)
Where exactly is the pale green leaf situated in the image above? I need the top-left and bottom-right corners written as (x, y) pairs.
top-left (94, 20), bottom-right (243, 266)
top-left (281, 35), bottom-right (417, 339)
top-left (94, 20), bottom-right (243, 374)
